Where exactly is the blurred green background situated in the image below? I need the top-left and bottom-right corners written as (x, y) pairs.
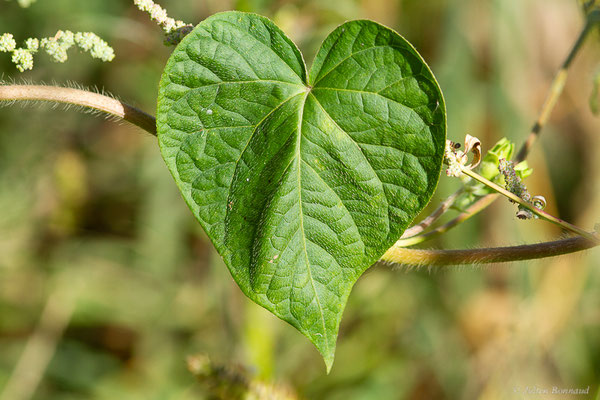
top-left (1, 0), bottom-right (600, 399)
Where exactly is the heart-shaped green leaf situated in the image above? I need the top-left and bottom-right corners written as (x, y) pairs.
top-left (157, 11), bottom-right (446, 371)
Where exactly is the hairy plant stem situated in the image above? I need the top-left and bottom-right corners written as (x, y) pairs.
top-left (381, 237), bottom-right (597, 266)
top-left (399, 13), bottom-right (598, 245)
top-left (388, 159), bottom-right (600, 264)
top-left (1, 30), bottom-right (599, 266)
top-left (0, 84), bottom-right (157, 135)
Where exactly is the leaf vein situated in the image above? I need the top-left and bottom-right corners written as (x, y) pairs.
top-left (295, 92), bottom-right (329, 348)
top-left (312, 44), bottom-right (402, 86)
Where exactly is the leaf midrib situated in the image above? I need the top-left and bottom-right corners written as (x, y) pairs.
top-left (159, 12), bottom-right (447, 371)
top-left (307, 92), bottom-right (391, 247)
top-left (224, 89), bottom-right (307, 228)
top-left (295, 91), bottom-right (329, 352)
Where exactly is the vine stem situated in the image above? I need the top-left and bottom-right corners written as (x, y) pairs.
top-left (459, 165), bottom-right (599, 243)
top-left (381, 237), bottom-right (597, 266)
top-left (398, 12), bottom-right (598, 244)
top-left (515, 12), bottom-right (596, 162)
top-left (0, 84), bottom-right (157, 136)
top-left (400, 187), bottom-right (464, 238)
top-left (0, 83), bottom-right (598, 265)
top-left (395, 193), bottom-right (496, 247)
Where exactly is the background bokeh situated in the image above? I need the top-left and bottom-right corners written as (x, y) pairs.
top-left (1, 0), bottom-right (599, 399)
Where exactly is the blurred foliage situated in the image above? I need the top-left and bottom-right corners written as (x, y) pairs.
top-left (186, 354), bottom-right (297, 399)
top-left (0, 0), bottom-right (599, 399)
top-left (591, 68), bottom-right (600, 115)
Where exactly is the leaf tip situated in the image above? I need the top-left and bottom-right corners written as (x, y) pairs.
top-left (313, 335), bottom-right (336, 374)
top-left (322, 350), bottom-right (335, 374)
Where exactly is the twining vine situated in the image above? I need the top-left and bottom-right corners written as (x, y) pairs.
top-left (0, 2), bottom-right (598, 267)
top-left (1, 0), bottom-right (600, 375)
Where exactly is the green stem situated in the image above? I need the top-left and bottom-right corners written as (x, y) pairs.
top-left (1, 78), bottom-right (598, 266)
top-left (402, 13), bottom-right (597, 245)
top-left (460, 166), bottom-right (599, 242)
top-left (0, 84), bottom-right (157, 136)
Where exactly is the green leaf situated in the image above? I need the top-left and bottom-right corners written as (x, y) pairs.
top-left (156, 11), bottom-right (446, 371)
top-left (479, 138), bottom-right (514, 181)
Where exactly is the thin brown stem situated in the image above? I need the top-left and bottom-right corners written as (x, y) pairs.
top-left (400, 187), bottom-right (464, 238)
top-left (380, 236), bottom-right (598, 266)
top-left (0, 34), bottom-right (597, 268)
top-left (517, 14), bottom-right (596, 162)
top-left (395, 193), bottom-right (497, 246)
top-left (0, 84), bottom-right (157, 136)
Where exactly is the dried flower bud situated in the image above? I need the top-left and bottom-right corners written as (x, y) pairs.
top-left (463, 134), bottom-right (481, 169)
